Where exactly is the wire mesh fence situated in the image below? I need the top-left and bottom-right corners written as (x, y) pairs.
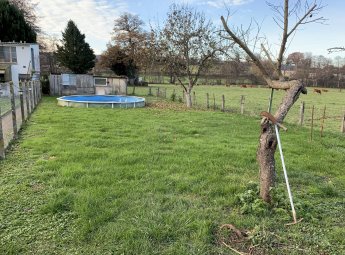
top-left (0, 80), bottom-right (42, 158)
top-left (128, 85), bottom-right (345, 135)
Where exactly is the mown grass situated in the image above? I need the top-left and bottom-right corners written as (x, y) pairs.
top-left (0, 97), bottom-right (344, 254)
top-left (132, 84), bottom-right (345, 134)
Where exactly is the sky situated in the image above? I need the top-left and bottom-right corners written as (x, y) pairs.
top-left (36, 0), bottom-right (345, 59)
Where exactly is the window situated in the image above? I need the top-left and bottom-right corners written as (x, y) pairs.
top-left (0, 46), bottom-right (17, 63)
top-left (94, 77), bottom-right (107, 86)
top-left (61, 74), bottom-right (77, 86)
top-left (31, 48), bottom-right (35, 70)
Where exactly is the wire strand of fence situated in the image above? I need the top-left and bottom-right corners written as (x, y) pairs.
top-left (135, 85), bottom-right (345, 135)
top-left (0, 80), bottom-right (42, 158)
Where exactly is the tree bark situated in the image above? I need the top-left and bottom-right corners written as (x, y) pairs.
top-left (185, 90), bottom-right (192, 108)
top-left (257, 81), bottom-right (306, 202)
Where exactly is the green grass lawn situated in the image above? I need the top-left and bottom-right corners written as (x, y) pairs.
top-left (132, 85), bottom-right (345, 134)
top-left (0, 97), bottom-right (344, 254)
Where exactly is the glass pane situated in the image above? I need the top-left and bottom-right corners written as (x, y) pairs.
top-left (0, 47), bottom-right (5, 62)
top-left (69, 74), bottom-right (76, 85)
top-left (11, 47), bottom-right (17, 63)
top-left (94, 78), bottom-right (107, 86)
top-left (3, 47), bottom-right (11, 62)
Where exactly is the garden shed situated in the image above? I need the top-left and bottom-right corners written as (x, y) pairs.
top-left (49, 74), bottom-right (128, 96)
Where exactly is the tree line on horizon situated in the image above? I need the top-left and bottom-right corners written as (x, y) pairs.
top-left (2, 0), bottom-right (344, 90)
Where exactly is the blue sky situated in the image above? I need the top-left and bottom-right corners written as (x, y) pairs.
top-left (37, 0), bottom-right (345, 59)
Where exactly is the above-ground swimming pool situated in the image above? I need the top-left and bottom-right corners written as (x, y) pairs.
top-left (57, 95), bottom-right (145, 108)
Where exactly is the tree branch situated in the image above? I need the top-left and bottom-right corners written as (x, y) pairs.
top-left (261, 43), bottom-right (280, 79)
top-left (221, 16), bottom-right (273, 87)
top-left (276, 0), bottom-right (289, 79)
top-left (287, 4), bottom-right (317, 37)
top-left (328, 47), bottom-right (345, 53)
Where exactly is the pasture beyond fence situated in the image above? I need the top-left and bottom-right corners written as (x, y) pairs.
top-left (129, 85), bottom-right (345, 135)
top-left (0, 81), bottom-right (42, 159)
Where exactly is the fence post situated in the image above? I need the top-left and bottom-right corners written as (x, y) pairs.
top-left (193, 91), bottom-right (196, 106)
top-left (19, 81), bottom-right (25, 123)
top-left (25, 81), bottom-right (30, 116)
top-left (341, 111), bottom-right (345, 133)
top-left (172, 89), bottom-right (176, 100)
top-left (213, 93), bottom-right (216, 110)
top-left (157, 87), bottom-right (160, 97)
top-left (299, 101), bottom-right (305, 126)
top-left (148, 87), bottom-right (152, 96)
top-left (33, 81), bottom-right (37, 108)
top-left (10, 82), bottom-right (18, 139)
top-left (320, 105), bottom-right (326, 137)
top-left (240, 95), bottom-right (245, 114)
top-left (30, 81), bottom-right (34, 111)
top-left (0, 104), bottom-right (5, 159)
top-left (36, 81), bottom-right (40, 101)
top-left (310, 105), bottom-right (315, 141)
top-left (221, 94), bottom-right (225, 112)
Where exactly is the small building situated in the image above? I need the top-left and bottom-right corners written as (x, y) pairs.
top-left (0, 42), bottom-right (40, 94)
top-left (49, 73), bottom-right (128, 96)
top-left (94, 74), bottom-right (127, 95)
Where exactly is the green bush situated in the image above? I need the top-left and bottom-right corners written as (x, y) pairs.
top-left (40, 75), bottom-right (50, 95)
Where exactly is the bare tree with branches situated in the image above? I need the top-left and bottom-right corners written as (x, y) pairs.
top-left (221, 0), bottom-right (325, 203)
top-left (159, 4), bottom-right (221, 107)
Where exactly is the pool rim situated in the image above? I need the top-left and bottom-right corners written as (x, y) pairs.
top-left (57, 95), bottom-right (145, 104)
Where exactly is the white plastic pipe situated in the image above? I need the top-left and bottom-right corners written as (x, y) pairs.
top-left (274, 124), bottom-right (297, 223)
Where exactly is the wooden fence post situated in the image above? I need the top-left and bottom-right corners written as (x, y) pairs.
top-left (341, 111), bottom-right (345, 133)
top-left (148, 87), bottom-right (152, 96)
top-left (221, 94), bottom-right (225, 112)
top-left (10, 82), bottom-right (18, 139)
top-left (157, 87), bottom-right (160, 97)
top-left (30, 81), bottom-right (34, 112)
top-left (206, 93), bottom-right (209, 109)
top-left (172, 89), bottom-right (176, 100)
top-left (19, 81), bottom-right (25, 123)
top-left (0, 104), bottom-right (5, 159)
top-left (37, 81), bottom-right (40, 101)
top-left (299, 101), bottom-right (305, 126)
top-left (310, 105), bottom-right (315, 141)
top-left (193, 91), bottom-right (196, 106)
top-left (240, 95), bottom-right (245, 114)
top-left (213, 93), bottom-right (216, 110)
top-left (320, 105), bottom-right (326, 137)
top-left (25, 81), bottom-right (30, 116)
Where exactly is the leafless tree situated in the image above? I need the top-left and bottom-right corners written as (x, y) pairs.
top-left (221, 0), bottom-right (325, 202)
top-left (158, 4), bottom-right (221, 107)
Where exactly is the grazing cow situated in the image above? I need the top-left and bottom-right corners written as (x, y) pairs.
top-left (240, 84), bottom-right (247, 88)
top-left (322, 89), bottom-right (329, 92)
top-left (313, 88), bottom-right (322, 94)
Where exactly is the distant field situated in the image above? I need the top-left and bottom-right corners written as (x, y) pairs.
top-left (131, 84), bottom-right (345, 134)
top-left (0, 97), bottom-right (344, 254)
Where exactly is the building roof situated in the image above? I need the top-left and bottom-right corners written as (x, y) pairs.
top-left (0, 41), bottom-right (39, 47)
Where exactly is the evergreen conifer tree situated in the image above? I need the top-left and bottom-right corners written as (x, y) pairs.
top-left (0, 0), bottom-right (36, 42)
top-left (56, 20), bottom-right (95, 74)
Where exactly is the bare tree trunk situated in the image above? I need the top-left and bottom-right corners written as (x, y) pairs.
top-left (185, 90), bottom-right (192, 108)
top-left (258, 81), bottom-right (306, 202)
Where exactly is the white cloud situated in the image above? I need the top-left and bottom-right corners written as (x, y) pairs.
top-left (168, 0), bottom-right (252, 9)
top-left (206, 0), bottom-right (253, 8)
top-left (37, 0), bottom-right (128, 54)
